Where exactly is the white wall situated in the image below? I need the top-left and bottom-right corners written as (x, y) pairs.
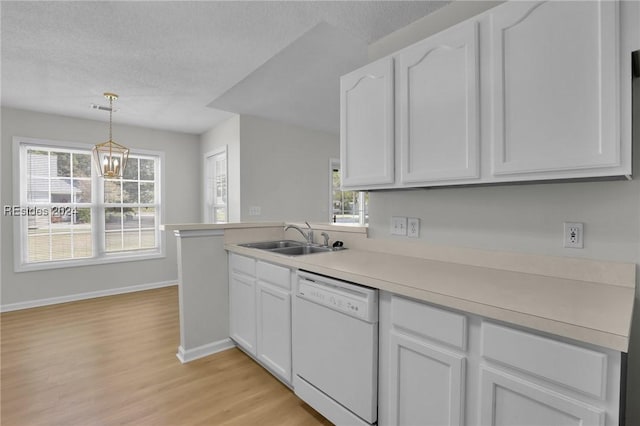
top-left (0, 108), bottom-right (201, 306)
top-left (200, 115), bottom-right (241, 222)
top-left (238, 115), bottom-right (339, 222)
top-left (366, 2), bottom-right (640, 423)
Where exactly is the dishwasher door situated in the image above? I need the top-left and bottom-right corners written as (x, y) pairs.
top-left (293, 271), bottom-right (378, 425)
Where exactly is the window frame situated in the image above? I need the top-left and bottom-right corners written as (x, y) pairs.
top-left (13, 137), bottom-right (165, 272)
top-left (329, 158), bottom-right (368, 226)
top-left (204, 147), bottom-right (228, 223)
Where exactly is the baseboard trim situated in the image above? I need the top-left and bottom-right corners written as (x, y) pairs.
top-left (176, 338), bottom-right (236, 363)
top-left (0, 281), bottom-right (177, 313)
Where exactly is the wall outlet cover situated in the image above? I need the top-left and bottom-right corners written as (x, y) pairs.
top-left (564, 222), bottom-right (584, 249)
top-left (407, 217), bottom-right (420, 238)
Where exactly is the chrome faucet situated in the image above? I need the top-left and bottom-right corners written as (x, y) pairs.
top-left (321, 232), bottom-right (330, 247)
top-left (284, 221), bottom-right (314, 244)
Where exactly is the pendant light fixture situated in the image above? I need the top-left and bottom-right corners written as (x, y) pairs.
top-left (92, 92), bottom-right (129, 179)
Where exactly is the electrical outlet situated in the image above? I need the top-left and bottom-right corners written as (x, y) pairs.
top-left (407, 217), bottom-right (420, 238)
top-left (391, 216), bottom-right (407, 236)
top-left (249, 206), bottom-right (261, 216)
top-left (564, 222), bottom-right (584, 249)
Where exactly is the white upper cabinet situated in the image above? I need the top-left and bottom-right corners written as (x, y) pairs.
top-left (399, 20), bottom-right (480, 184)
top-left (340, 57), bottom-right (395, 188)
top-left (339, 0), bottom-right (634, 189)
top-left (490, 0), bottom-right (623, 178)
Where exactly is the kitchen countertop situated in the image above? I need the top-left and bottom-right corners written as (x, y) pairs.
top-left (226, 243), bottom-right (636, 353)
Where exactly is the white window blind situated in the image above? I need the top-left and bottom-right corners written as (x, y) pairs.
top-left (23, 146), bottom-right (94, 262)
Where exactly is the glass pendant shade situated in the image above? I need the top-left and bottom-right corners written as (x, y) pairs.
top-left (92, 92), bottom-right (129, 179)
top-left (92, 140), bottom-right (129, 179)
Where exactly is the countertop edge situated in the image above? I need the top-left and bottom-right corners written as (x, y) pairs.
top-left (225, 244), bottom-right (633, 353)
top-left (161, 222), bottom-right (284, 232)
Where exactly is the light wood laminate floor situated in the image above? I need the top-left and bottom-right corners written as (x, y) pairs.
top-left (1, 286), bottom-right (332, 425)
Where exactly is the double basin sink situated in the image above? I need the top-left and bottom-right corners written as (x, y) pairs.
top-left (239, 240), bottom-right (344, 256)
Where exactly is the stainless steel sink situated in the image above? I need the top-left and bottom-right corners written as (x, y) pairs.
top-left (269, 245), bottom-right (334, 256)
top-left (239, 240), bottom-right (305, 250)
top-left (238, 240), bottom-right (345, 256)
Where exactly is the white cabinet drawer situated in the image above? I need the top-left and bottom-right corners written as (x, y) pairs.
top-left (256, 261), bottom-right (290, 290)
top-left (390, 295), bottom-right (467, 351)
top-left (481, 321), bottom-right (607, 399)
top-left (230, 253), bottom-right (256, 277)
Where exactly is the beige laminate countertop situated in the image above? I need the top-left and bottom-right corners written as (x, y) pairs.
top-left (226, 244), bottom-right (635, 353)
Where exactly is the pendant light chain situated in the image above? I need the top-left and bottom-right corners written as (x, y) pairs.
top-left (92, 92), bottom-right (129, 179)
top-left (108, 95), bottom-right (113, 142)
top-left (108, 95), bottom-right (113, 161)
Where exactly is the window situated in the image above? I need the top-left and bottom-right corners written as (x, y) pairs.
top-left (330, 159), bottom-right (368, 225)
top-left (103, 156), bottom-right (159, 252)
top-left (205, 148), bottom-right (227, 223)
top-left (22, 146), bottom-right (93, 262)
top-left (14, 137), bottom-right (163, 271)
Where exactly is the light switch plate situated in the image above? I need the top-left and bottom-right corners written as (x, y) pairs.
top-left (391, 216), bottom-right (407, 236)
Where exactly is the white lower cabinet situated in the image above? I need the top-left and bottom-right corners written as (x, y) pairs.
top-left (480, 366), bottom-right (604, 426)
top-left (379, 291), bottom-right (623, 426)
top-left (229, 254), bottom-right (257, 356)
top-left (228, 253), bottom-right (292, 385)
top-left (379, 292), bottom-right (467, 426)
top-left (387, 330), bottom-right (465, 426)
top-left (256, 262), bottom-right (292, 383)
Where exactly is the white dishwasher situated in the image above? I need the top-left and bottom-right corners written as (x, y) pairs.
top-left (293, 270), bottom-right (378, 426)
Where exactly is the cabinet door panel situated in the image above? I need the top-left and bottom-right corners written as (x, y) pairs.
top-left (229, 273), bottom-right (256, 355)
top-left (340, 57), bottom-right (395, 188)
top-left (399, 21), bottom-right (479, 184)
top-left (256, 281), bottom-right (291, 383)
top-left (491, 0), bottom-right (619, 176)
top-left (480, 366), bottom-right (604, 426)
top-left (388, 331), bottom-right (465, 426)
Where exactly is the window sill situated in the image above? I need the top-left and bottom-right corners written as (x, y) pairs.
top-left (15, 250), bottom-right (166, 273)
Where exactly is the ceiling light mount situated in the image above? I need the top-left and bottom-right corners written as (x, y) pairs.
top-left (92, 92), bottom-right (129, 179)
top-left (91, 103), bottom-right (117, 112)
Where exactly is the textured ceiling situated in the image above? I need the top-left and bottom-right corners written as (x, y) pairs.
top-left (208, 22), bottom-right (370, 134)
top-left (1, 1), bottom-right (449, 135)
